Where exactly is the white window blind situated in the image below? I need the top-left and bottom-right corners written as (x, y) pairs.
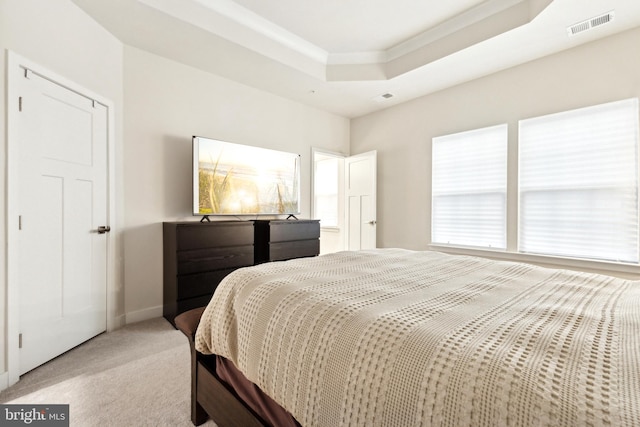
top-left (519, 98), bottom-right (639, 263)
top-left (432, 124), bottom-right (508, 249)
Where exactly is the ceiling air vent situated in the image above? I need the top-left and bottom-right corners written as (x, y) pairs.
top-left (372, 93), bottom-right (395, 103)
top-left (568, 11), bottom-right (614, 36)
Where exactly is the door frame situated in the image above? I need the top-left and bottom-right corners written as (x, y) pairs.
top-left (344, 150), bottom-right (377, 250)
top-left (6, 51), bottom-right (118, 387)
top-left (312, 148), bottom-right (377, 252)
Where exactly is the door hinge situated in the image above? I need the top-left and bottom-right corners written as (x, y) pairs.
top-left (18, 215), bottom-right (22, 230)
top-left (19, 333), bottom-right (23, 349)
top-left (18, 96), bottom-right (22, 112)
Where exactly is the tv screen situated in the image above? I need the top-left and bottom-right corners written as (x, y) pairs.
top-left (193, 136), bottom-right (301, 216)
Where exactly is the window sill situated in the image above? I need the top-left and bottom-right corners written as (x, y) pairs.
top-left (428, 244), bottom-right (640, 279)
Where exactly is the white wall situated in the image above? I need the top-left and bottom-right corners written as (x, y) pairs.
top-left (122, 46), bottom-right (350, 321)
top-left (0, 0), bottom-right (124, 385)
top-left (351, 27), bottom-right (640, 265)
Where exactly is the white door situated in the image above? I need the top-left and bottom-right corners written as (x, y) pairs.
top-left (345, 151), bottom-right (377, 250)
top-left (14, 67), bottom-right (108, 374)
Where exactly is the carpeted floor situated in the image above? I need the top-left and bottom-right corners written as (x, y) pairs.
top-left (0, 317), bottom-right (217, 426)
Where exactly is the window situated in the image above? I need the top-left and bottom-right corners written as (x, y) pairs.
top-left (432, 124), bottom-right (508, 249)
top-left (313, 155), bottom-right (340, 227)
top-left (519, 98), bottom-right (639, 263)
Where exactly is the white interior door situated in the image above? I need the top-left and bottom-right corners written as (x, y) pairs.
top-left (345, 151), bottom-right (377, 250)
top-left (14, 67), bottom-right (108, 375)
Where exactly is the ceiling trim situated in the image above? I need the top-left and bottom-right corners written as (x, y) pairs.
top-left (138, 0), bottom-right (329, 63)
top-left (385, 0), bottom-right (527, 63)
top-left (69, 0), bottom-right (640, 118)
top-left (138, 0), bottom-right (553, 82)
top-left (326, 0), bottom-right (554, 81)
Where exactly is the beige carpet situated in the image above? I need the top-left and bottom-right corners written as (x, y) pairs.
top-left (0, 317), bottom-right (217, 426)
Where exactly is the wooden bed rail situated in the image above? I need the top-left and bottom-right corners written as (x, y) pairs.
top-left (175, 307), bottom-right (265, 427)
top-left (174, 307), bottom-right (209, 425)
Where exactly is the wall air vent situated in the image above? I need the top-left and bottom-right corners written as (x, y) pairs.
top-left (568, 11), bottom-right (614, 37)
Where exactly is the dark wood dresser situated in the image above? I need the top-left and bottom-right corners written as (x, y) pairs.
top-left (254, 219), bottom-right (320, 263)
top-left (163, 219), bottom-right (320, 325)
top-left (163, 221), bottom-right (254, 325)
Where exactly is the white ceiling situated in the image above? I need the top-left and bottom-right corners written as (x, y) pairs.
top-left (229, 0), bottom-right (490, 53)
top-left (71, 0), bottom-right (640, 118)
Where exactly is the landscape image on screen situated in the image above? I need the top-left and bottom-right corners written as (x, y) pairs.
top-left (196, 138), bottom-right (300, 215)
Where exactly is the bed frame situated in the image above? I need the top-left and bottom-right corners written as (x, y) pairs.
top-left (175, 307), bottom-right (266, 427)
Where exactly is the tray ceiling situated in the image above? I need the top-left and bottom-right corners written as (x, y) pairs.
top-left (71, 0), bottom-right (640, 117)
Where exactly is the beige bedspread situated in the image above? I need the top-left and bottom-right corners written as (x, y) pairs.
top-left (195, 249), bottom-right (640, 427)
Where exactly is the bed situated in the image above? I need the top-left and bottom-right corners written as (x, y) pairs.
top-left (177, 248), bottom-right (640, 427)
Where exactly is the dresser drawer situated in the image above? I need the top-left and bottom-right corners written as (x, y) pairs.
top-left (176, 222), bottom-right (254, 250)
top-left (176, 268), bottom-right (241, 300)
top-left (267, 220), bottom-right (320, 242)
top-left (269, 239), bottom-right (320, 261)
top-left (177, 245), bottom-right (254, 275)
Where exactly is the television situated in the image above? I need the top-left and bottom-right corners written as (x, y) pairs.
top-left (193, 136), bottom-right (301, 216)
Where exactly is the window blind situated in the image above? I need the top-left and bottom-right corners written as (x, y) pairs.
top-left (432, 124), bottom-right (508, 249)
top-left (518, 98), bottom-right (639, 263)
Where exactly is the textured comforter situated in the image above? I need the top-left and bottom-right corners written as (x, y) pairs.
top-left (195, 249), bottom-right (640, 427)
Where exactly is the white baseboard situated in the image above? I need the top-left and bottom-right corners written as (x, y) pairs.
top-left (125, 305), bottom-right (163, 325)
top-left (0, 371), bottom-right (9, 392)
top-left (109, 314), bottom-right (127, 332)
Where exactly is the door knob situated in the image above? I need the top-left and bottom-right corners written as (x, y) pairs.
top-left (368, 220), bottom-right (377, 225)
top-left (97, 226), bottom-right (111, 234)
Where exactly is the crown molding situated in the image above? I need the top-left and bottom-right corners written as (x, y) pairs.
top-left (137, 0), bottom-right (553, 82)
top-left (189, 0), bottom-right (328, 62)
top-left (386, 0), bottom-right (529, 62)
top-left (137, 0), bottom-right (328, 79)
